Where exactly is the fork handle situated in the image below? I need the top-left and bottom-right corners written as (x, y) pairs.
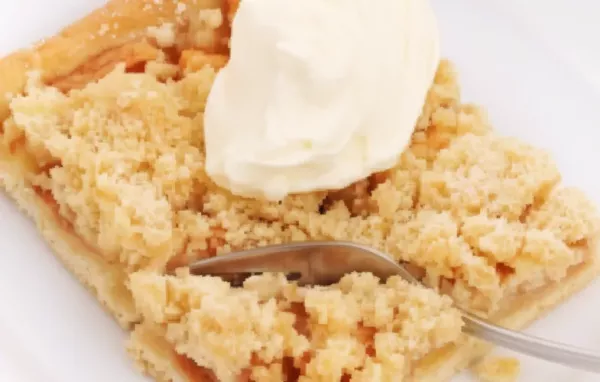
top-left (463, 312), bottom-right (600, 372)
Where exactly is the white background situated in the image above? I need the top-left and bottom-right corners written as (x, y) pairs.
top-left (1, 1), bottom-right (600, 381)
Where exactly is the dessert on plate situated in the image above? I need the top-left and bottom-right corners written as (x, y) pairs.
top-left (0, 0), bottom-right (599, 381)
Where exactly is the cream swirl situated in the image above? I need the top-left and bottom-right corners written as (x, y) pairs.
top-left (204, 0), bottom-right (440, 200)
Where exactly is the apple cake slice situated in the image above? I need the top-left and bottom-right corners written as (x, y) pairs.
top-left (0, 0), bottom-right (599, 381)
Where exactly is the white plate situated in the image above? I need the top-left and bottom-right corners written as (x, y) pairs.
top-left (1, 1), bottom-right (600, 381)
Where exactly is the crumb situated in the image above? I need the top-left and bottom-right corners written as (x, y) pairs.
top-left (147, 23), bottom-right (176, 48)
top-left (184, 7), bottom-right (225, 51)
top-left (473, 356), bottom-right (520, 382)
top-left (176, 2), bottom-right (187, 15)
top-left (98, 23), bottom-right (110, 36)
top-left (198, 9), bottom-right (223, 30)
top-left (129, 271), bottom-right (463, 382)
top-left (179, 50), bottom-right (228, 73)
top-left (144, 60), bottom-right (179, 82)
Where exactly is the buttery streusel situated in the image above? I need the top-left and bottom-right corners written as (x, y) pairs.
top-left (130, 271), bottom-right (463, 381)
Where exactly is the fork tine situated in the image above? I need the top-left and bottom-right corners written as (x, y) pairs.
top-left (187, 242), bottom-right (316, 283)
top-left (186, 241), bottom-right (406, 286)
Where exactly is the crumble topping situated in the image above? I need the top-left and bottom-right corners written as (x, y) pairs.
top-left (4, 58), bottom-right (599, 314)
top-left (527, 187), bottom-right (600, 244)
top-left (8, 65), bottom-right (217, 269)
top-left (420, 134), bottom-right (560, 221)
top-left (129, 271), bottom-right (463, 382)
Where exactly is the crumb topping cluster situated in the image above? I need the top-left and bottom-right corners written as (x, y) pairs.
top-left (130, 271), bottom-right (463, 382)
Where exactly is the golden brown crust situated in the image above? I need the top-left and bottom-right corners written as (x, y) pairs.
top-left (0, 1), bottom-right (166, 119)
top-left (0, 0), bottom-right (226, 121)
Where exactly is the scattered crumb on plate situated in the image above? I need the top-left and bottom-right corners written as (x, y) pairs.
top-left (473, 356), bottom-right (520, 382)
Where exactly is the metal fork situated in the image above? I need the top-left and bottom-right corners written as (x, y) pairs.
top-left (186, 241), bottom-right (600, 372)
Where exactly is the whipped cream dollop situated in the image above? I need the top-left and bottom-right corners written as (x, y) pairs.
top-left (204, 0), bottom-right (440, 200)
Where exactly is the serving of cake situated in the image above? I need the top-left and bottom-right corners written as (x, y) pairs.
top-left (0, 0), bottom-right (599, 381)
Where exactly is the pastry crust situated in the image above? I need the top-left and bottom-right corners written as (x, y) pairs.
top-left (1, 0), bottom-right (599, 381)
top-left (0, 152), bottom-right (139, 326)
top-left (0, 0), bottom-right (178, 121)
